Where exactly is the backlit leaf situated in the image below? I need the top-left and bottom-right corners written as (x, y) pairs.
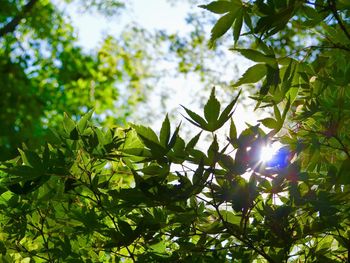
top-left (181, 106), bottom-right (208, 129)
top-left (231, 49), bottom-right (276, 65)
top-left (199, 1), bottom-right (233, 14)
top-left (232, 64), bottom-right (266, 87)
top-left (204, 87), bottom-right (221, 128)
top-left (210, 11), bottom-right (237, 46)
top-left (160, 114), bottom-right (171, 147)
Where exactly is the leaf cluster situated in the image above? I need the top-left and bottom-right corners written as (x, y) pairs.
top-left (1, 0), bottom-right (350, 261)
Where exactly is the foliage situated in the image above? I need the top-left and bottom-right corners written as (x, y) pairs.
top-left (71, 0), bottom-right (126, 16)
top-left (1, 0), bottom-right (350, 262)
top-left (0, 0), bottom-right (233, 160)
top-left (0, 0), bottom-right (161, 160)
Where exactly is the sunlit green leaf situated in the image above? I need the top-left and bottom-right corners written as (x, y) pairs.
top-left (209, 11), bottom-right (237, 46)
top-left (229, 119), bottom-right (237, 146)
top-left (199, 1), bottom-right (233, 14)
top-left (204, 87), bottom-right (221, 128)
top-left (186, 132), bottom-right (202, 151)
top-left (181, 106), bottom-right (208, 129)
top-left (77, 110), bottom-right (94, 133)
top-left (63, 112), bottom-right (76, 134)
top-left (160, 114), bottom-right (171, 148)
top-left (232, 64), bottom-right (266, 87)
top-left (216, 90), bottom-right (241, 129)
top-left (233, 9), bottom-right (243, 43)
top-left (231, 49), bottom-right (276, 65)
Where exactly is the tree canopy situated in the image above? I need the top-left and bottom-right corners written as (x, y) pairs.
top-left (1, 0), bottom-right (350, 262)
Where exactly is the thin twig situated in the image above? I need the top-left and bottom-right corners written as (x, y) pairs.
top-left (208, 176), bottom-right (276, 263)
top-left (328, 0), bottom-right (350, 41)
top-left (15, 242), bottom-right (50, 261)
top-left (334, 135), bottom-right (350, 159)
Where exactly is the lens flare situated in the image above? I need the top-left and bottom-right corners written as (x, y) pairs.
top-left (260, 142), bottom-right (281, 163)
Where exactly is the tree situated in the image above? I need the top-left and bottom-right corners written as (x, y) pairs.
top-left (1, 0), bottom-right (350, 262)
top-left (0, 0), bottom-right (159, 160)
top-left (0, 0), bottom-right (230, 161)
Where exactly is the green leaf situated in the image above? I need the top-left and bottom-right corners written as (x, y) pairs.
top-left (204, 87), bottom-right (221, 127)
top-left (63, 112), bottom-right (76, 134)
top-left (229, 119), bottom-right (238, 146)
top-left (232, 64), bottom-right (266, 87)
top-left (233, 9), bottom-right (243, 43)
top-left (181, 106), bottom-right (207, 129)
top-left (69, 127), bottom-right (79, 140)
top-left (282, 60), bottom-right (295, 83)
top-left (18, 149), bottom-right (42, 169)
top-left (210, 11), bottom-right (236, 46)
top-left (121, 148), bottom-right (152, 158)
top-left (199, 1), bottom-right (233, 14)
top-left (207, 136), bottom-right (219, 164)
top-left (259, 118), bottom-right (278, 129)
top-left (216, 90), bottom-right (241, 129)
top-left (0, 241), bottom-right (6, 255)
top-left (118, 220), bottom-right (133, 237)
top-left (137, 134), bottom-right (167, 157)
top-left (160, 114), bottom-right (171, 147)
top-left (168, 123), bottom-right (181, 150)
top-left (77, 109), bottom-right (94, 133)
top-left (274, 105), bottom-right (281, 122)
top-left (231, 49), bottom-right (276, 65)
top-left (261, 64), bottom-right (280, 95)
top-left (131, 125), bottom-right (167, 157)
top-left (192, 161), bottom-right (205, 185)
top-left (132, 124), bottom-right (159, 144)
top-left (338, 158), bottom-right (350, 184)
top-left (171, 135), bottom-right (186, 156)
top-left (282, 97), bottom-right (291, 120)
top-left (243, 10), bottom-right (253, 31)
top-left (2, 166), bottom-right (42, 181)
top-left (42, 143), bottom-right (50, 170)
top-left (186, 132), bottom-right (202, 151)
top-left (182, 90), bottom-right (240, 132)
top-left (219, 210), bottom-right (241, 225)
top-left (141, 164), bottom-right (168, 176)
top-left (150, 242), bottom-right (167, 255)
top-left (218, 153), bottom-right (235, 171)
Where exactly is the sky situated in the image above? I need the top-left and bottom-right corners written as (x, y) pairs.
top-left (64, 0), bottom-right (263, 134)
top-left (65, 1), bottom-right (192, 50)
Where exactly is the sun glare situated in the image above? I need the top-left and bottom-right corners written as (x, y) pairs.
top-left (260, 142), bottom-right (281, 163)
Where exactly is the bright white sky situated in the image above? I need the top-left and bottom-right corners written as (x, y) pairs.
top-left (66, 1), bottom-right (192, 50)
top-left (64, 0), bottom-right (264, 134)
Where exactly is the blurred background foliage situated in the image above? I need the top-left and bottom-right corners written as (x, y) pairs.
top-left (0, 0), bottom-right (231, 161)
top-left (0, 0), bottom-right (142, 159)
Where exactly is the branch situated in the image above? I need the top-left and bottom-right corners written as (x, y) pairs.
top-left (328, 0), bottom-right (350, 42)
top-left (280, 45), bottom-right (350, 61)
top-left (0, 0), bottom-right (38, 38)
top-left (334, 135), bottom-right (350, 159)
top-left (208, 179), bottom-right (276, 263)
top-left (81, 158), bottom-right (137, 262)
top-left (304, 1), bottom-right (327, 9)
top-left (15, 242), bottom-right (50, 262)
